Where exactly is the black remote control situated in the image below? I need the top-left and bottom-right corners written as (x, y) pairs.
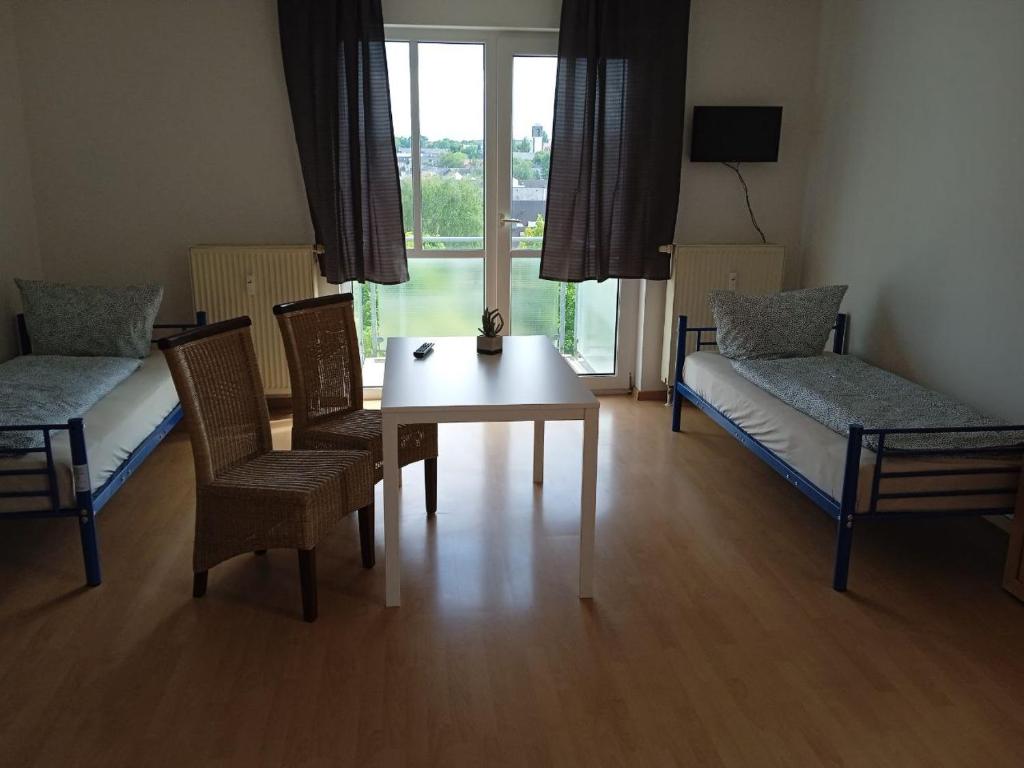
top-left (413, 342), bottom-right (434, 359)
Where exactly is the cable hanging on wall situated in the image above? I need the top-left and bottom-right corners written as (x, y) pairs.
top-left (722, 162), bottom-right (767, 244)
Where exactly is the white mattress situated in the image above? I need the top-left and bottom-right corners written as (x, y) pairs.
top-left (682, 351), bottom-right (1020, 512)
top-left (0, 353), bottom-right (179, 511)
top-left (684, 351), bottom-right (855, 501)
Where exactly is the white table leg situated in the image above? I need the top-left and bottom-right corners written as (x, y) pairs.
top-left (533, 419), bottom-right (545, 484)
top-left (383, 411), bottom-right (401, 607)
top-left (579, 408), bottom-right (598, 599)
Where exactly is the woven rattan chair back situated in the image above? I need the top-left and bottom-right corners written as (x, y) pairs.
top-left (274, 294), bottom-right (363, 434)
top-left (159, 317), bottom-right (273, 486)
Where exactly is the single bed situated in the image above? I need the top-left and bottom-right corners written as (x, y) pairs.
top-left (0, 313), bottom-right (205, 585)
top-left (671, 314), bottom-right (1024, 592)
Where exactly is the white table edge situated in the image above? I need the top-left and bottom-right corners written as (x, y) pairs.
top-left (380, 404), bottom-right (598, 423)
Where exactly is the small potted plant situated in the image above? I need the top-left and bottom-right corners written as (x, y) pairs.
top-left (477, 307), bottom-right (504, 355)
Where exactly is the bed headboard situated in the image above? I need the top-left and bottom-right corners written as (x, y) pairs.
top-left (832, 313), bottom-right (848, 354)
top-left (16, 314), bottom-right (30, 355)
top-left (673, 313), bottom-right (849, 385)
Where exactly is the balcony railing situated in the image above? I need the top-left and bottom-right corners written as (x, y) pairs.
top-left (351, 236), bottom-right (616, 385)
top-left (406, 235), bottom-right (544, 251)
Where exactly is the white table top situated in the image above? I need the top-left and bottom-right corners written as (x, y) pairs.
top-left (381, 336), bottom-right (599, 414)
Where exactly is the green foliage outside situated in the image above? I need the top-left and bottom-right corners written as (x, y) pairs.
top-left (398, 137), bottom-right (483, 158)
top-left (563, 283), bottom-right (578, 355)
top-left (439, 151), bottom-right (469, 168)
top-left (532, 150), bottom-right (550, 180)
top-left (522, 214), bottom-right (545, 242)
top-left (512, 158), bottom-right (537, 183)
top-left (400, 175), bottom-right (484, 248)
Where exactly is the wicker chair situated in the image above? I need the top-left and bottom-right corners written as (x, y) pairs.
top-left (158, 317), bottom-right (376, 622)
top-left (274, 294), bottom-right (438, 514)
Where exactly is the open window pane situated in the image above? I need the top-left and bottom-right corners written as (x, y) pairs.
top-left (385, 41), bottom-right (414, 250)
top-left (417, 43), bottom-right (484, 250)
top-left (507, 55), bottom-right (616, 376)
top-left (510, 56), bottom-right (555, 252)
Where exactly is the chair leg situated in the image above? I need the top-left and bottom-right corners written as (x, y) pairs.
top-left (298, 548), bottom-right (318, 622)
top-left (358, 503), bottom-right (375, 568)
top-left (425, 457), bottom-right (437, 515)
top-left (193, 571), bottom-right (208, 598)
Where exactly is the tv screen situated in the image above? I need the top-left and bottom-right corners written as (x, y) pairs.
top-left (690, 106), bottom-right (782, 163)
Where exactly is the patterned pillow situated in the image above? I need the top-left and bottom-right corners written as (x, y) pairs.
top-left (708, 285), bottom-right (847, 360)
top-left (16, 278), bottom-right (163, 358)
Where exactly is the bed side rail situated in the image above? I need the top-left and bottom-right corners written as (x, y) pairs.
top-left (851, 424), bottom-right (1024, 519)
top-left (673, 313), bottom-right (849, 386)
top-left (0, 419), bottom-right (88, 518)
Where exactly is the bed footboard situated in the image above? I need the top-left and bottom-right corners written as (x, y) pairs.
top-left (835, 424), bottom-right (1024, 592)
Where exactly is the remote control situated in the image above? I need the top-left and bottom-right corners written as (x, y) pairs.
top-left (413, 342), bottom-right (434, 359)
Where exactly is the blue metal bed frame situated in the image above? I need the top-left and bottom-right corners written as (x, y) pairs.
top-left (670, 313), bottom-right (1024, 591)
top-left (0, 311), bottom-right (207, 586)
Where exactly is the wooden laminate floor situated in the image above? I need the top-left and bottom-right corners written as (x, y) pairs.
top-left (1, 397), bottom-right (1022, 767)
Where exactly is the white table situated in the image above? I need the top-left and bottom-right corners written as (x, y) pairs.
top-left (381, 336), bottom-right (600, 607)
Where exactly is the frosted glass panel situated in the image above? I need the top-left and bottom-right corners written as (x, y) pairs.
top-left (576, 279), bottom-right (618, 374)
top-left (510, 258), bottom-right (617, 373)
top-left (358, 258), bottom-right (483, 357)
top-left (510, 257), bottom-right (563, 342)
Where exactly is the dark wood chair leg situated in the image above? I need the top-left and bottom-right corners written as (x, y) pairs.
top-left (358, 503), bottom-right (375, 568)
top-left (425, 457), bottom-right (437, 515)
top-left (254, 549), bottom-right (267, 556)
top-left (193, 571), bottom-right (208, 598)
top-left (298, 548), bottom-right (317, 622)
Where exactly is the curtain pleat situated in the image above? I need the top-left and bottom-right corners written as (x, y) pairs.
top-left (540, 0), bottom-right (691, 282)
top-left (279, 0), bottom-right (408, 285)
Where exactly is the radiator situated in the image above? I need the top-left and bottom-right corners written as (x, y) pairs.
top-left (660, 244), bottom-right (785, 385)
top-left (189, 245), bottom-right (321, 395)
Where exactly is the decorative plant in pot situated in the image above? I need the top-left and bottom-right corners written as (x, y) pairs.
top-left (477, 307), bottom-right (504, 355)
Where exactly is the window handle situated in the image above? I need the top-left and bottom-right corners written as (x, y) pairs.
top-left (500, 216), bottom-right (522, 225)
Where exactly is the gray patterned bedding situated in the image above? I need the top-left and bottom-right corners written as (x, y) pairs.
top-left (731, 354), bottom-right (1019, 452)
top-left (0, 355), bottom-right (141, 450)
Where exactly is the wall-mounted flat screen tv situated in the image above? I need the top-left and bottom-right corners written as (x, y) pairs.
top-left (690, 106), bottom-right (782, 163)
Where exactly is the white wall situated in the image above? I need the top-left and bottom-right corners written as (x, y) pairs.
top-left (0, 0), bottom-right (41, 361)
top-left (383, 0), bottom-right (559, 29)
top-left (802, 0), bottom-right (1024, 421)
top-left (8, 0), bottom-right (560, 324)
top-left (636, 0), bottom-right (823, 391)
top-left (8, 0), bottom-right (823, 386)
top-left (12, 0), bottom-right (312, 322)
top-left (677, 0), bottom-right (822, 286)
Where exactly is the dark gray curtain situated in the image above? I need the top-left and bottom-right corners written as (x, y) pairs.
top-left (278, 0), bottom-right (408, 285)
top-left (540, 0), bottom-right (691, 282)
